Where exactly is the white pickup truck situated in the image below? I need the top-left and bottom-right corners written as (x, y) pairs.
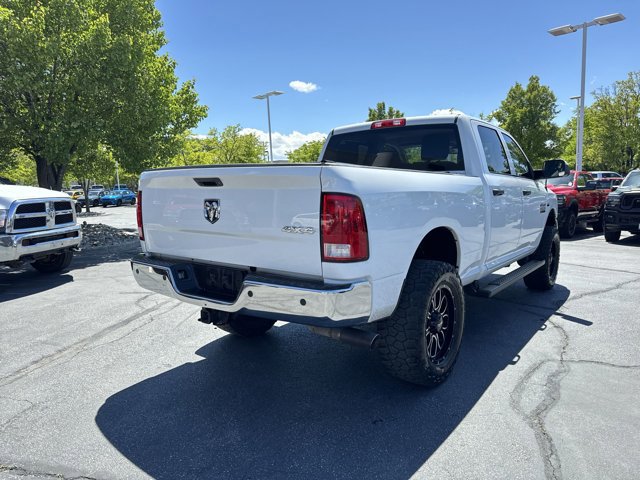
top-left (131, 114), bottom-right (568, 386)
top-left (1, 185), bottom-right (82, 272)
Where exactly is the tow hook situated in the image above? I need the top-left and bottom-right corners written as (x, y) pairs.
top-left (199, 308), bottom-right (229, 325)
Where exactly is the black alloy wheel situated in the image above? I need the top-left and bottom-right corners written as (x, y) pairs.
top-left (425, 285), bottom-right (455, 364)
top-left (560, 211), bottom-right (577, 238)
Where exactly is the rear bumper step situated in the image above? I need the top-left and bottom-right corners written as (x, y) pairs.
top-left (131, 255), bottom-right (372, 326)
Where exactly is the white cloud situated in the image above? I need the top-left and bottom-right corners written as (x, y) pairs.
top-left (240, 128), bottom-right (326, 160)
top-left (289, 80), bottom-right (318, 94)
top-left (428, 108), bottom-right (466, 116)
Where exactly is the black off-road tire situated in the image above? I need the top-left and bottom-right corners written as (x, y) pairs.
top-left (31, 250), bottom-right (74, 274)
top-left (216, 313), bottom-right (276, 337)
top-left (131, 197), bottom-right (136, 205)
top-left (604, 229), bottom-right (621, 243)
top-left (524, 226), bottom-right (560, 291)
top-left (559, 210), bottom-right (577, 238)
top-left (376, 260), bottom-right (465, 387)
top-left (116, 199), bottom-right (122, 207)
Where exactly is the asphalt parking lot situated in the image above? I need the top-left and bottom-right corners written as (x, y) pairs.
top-left (1, 209), bottom-right (639, 480)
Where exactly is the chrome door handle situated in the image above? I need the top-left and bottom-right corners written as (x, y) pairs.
top-left (492, 189), bottom-right (505, 196)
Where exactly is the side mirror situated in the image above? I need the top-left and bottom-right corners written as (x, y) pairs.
top-left (543, 159), bottom-right (571, 178)
top-left (534, 159), bottom-right (571, 180)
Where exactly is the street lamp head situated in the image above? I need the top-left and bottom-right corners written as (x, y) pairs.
top-left (594, 13), bottom-right (625, 25)
top-left (548, 24), bottom-right (577, 36)
top-left (253, 90), bottom-right (285, 100)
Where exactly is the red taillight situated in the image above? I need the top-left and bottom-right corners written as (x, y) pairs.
top-left (321, 193), bottom-right (369, 262)
top-left (136, 191), bottom-right (144, 240)
top-left (371, 118), bottom-right (406, 129)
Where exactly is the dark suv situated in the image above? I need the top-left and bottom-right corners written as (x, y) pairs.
top-left (603, 169), bottom-right (640, 242)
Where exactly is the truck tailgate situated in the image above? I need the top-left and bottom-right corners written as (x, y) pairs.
top-left (140, 165), bottom-right (323, 277)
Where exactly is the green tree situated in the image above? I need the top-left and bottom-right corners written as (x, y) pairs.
top-left (367, 102), bottom-right (404, 121)
top-left (0, 150), bottom-right (37, 185)
top-left (0, 0), bottom-right (208, 190)
top-left (587, 72), bottom-right (640, 173)
top-left (167, 134), bottom-right (215, 167)
top-left (66, 144), bottom-right (116, 212)
top-left (208, 125), bottom-right (266, 164)
top-left (286, 139), bottom-right (325, 163)
top-left (556, 72), bottom-right (640, 173)
top-left (489, 76), bottom-right (560, 167)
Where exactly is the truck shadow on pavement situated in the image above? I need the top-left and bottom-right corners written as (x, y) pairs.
top-left (0, 267), bottom-right (73, 302)
top-left (0, 244), bottom-right (140, 302)
top-left (96, 285), bottom-right (572, 480)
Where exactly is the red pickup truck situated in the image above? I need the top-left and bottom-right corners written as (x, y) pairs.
top-left (546, 171), bottom-right (609, 238)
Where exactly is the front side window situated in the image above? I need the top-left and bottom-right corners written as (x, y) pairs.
top-left (477, 126), bottom-right (510, 174)
top-left (576, 175), bottom-right (587, 188)
top-left (622, 171), bottom-right (640, 187)
top-left (322, 124), bottom-right (464, 172)
top-left (503, 134), bottom-right (533, 178)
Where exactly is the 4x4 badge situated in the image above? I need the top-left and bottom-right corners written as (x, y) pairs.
top-left (203, 199), bottom-right (221, 224)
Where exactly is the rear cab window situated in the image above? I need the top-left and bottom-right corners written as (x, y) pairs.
top-left (322, 124), bottom-right (465, 172)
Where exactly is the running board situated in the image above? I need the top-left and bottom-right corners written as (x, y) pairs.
top-left (474, 260), bottom-right (545, 298)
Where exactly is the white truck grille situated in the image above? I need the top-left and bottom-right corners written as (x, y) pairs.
top-left (8, 199), bottom-right (75, 233)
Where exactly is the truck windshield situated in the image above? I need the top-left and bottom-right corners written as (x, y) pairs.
top-left (546, 176), bottom-right (573, 186)
top-left (622, 171), bottom-right (640, 187)
top-left (322, 124), bottom-right (464, 172)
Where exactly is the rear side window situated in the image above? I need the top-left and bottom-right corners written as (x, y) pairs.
top-left (322, 124), bottom-right (464, 172)
top-left (477, 126), bottom-right (510, 174)
top-left (503, 134), bottom-right (533, 178)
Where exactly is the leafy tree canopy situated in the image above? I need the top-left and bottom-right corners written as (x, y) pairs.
top-left (286, 139), bottom-right (325, 163)
top-left (557, 71), bottom-right (640, 174)
top-left (0, 150), bottom-right (37, 185)
top-left (367, 102), bottom-right (404, 121)
top-left (489, 76), bottom-right (559, 167)
top-left (0, 0), bottom-right (208, 190)
top-left (586, 71), bottom-right (640, 173)
top-left (167, 125), bottom-right (267, 166)
top-left (66, 144), bottom-right (116, 211)
top-left (209, 125), bottom-right (266, 164)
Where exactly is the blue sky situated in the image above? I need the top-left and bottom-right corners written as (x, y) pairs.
top-left (156, 0), bottom-right (638, 159)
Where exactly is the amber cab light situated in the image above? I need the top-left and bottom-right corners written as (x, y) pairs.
top-left (321, 193), bottom-right (369, 262)
top-left (136, 191), bottom-right (144, 240)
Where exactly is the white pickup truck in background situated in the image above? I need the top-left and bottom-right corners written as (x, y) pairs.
top-left (131, 114), bottom-right (568, 386)
top-left (1, 185), bottom-right (82, 273)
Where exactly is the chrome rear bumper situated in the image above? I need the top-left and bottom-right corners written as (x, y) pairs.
top-left (130, 255), bottom-right (372, 326)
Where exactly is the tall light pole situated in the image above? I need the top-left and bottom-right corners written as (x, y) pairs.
top-left (253, 90), bottom-right (284, 162)
top-left (548, 13), bottom-right (625, 172)
top-left (570, 95), bottom-right (582, 169)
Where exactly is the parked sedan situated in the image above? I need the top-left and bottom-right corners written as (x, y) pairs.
top-left (77, 190), bottom-right (104, 208)
top-left (100, 190), bottom-right (136, 207)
